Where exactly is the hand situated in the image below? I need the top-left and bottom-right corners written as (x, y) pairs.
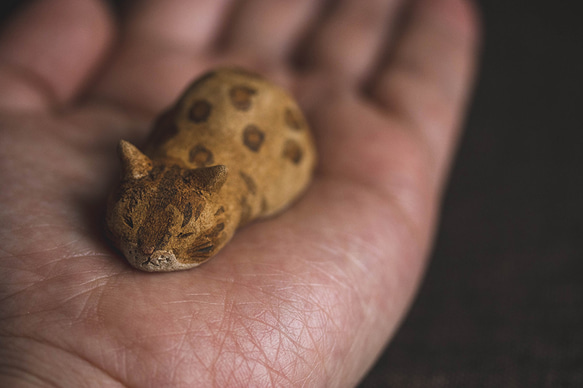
top-left (0, 0), bottom-right (479, 385)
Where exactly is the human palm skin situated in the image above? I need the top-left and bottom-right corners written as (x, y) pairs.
top-left (0, 0), bottom-right (479, 386)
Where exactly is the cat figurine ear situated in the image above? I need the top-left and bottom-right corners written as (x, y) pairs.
top-left (118, 140), bottom-right (153, 179)
top-left (183, 165), bottom-right (228, 193)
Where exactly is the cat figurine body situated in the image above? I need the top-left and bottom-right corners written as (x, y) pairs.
top-left (106, 68), bottom-right (316, 272)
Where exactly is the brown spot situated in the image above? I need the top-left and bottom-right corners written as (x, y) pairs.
top-left (230, 86), bottom-right (256, 111)
top-left (214, 207), bottom-right (225, 216)
top-left (193, 203), bottom-right (204, 222)
top-left (189, 100), bottom-right (212, 123)
top-left (178, 232), bottom-right (194, 238)
top-left (239, 171), bottom-right (257, 195)
top-left (207, 223), bottom-right (225, 238)
top-left (261, 197), bottom-right (269, 213)
top-left (285, 108), bottom-right (303, 130)
top-left (123, 214), bottom-right (134, 229)
top-left (239, 196), bottom-right (252, 226)
top-left (189, 144), bottom-right (214, 167)
top-left (195, 246), bottom-right (213, 254)
top-left (243, 125), bottom-right (265, 152)
top-left (188, 240), bottom-right (214, 258)
top-left (181, 203), bottom-right (193, 227)
top-left (283, 140), bottom-right (303, 164)
top-left (147, 107), bottom-right (179, 146)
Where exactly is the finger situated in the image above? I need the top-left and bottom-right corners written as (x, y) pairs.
top-left (91, 0), bottom-right (234, 114)
top-left (302, 0), bottom-right (403, 86)
top-left (0, 0), bottom-right (114, 110)
top-left (224, 0), bottom-right (323, 65)
top-left (121, 0), bottom-right (233, 52)
top-left (371, 0), bottom-right (480, 175)
top-left (309, 90), bottom-right (439, 234)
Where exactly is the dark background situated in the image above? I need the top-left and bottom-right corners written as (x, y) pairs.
top-left (1, 1), bottom-right (581, 387)
top-left (361, 1), bottom-right (583, 386)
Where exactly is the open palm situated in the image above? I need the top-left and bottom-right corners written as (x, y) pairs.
top-left (0, 0), bottom-right (478, 386)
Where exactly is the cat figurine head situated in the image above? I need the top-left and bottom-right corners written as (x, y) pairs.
top-left (105, 140), bottom-right (229, 271)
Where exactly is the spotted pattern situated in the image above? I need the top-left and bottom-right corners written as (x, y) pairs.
top-left (239, 171), bottom-right (257, 195)
top-left (188, 239), bottom-right (214, 259)
top-left (181, 203), bottom-right (193, 227)
top-left (192, 204), bottom-right (204, 222)
top-left (123, 214), bottom-right (134, 228)
top-left (208, 222), bottom-right (225, 238)
top-left (285, 108), bottom-right (303, 130)
top-left (186, 220), bottom-right (226, 261)
top-left (283, 140), bottom-right (303, 164)
top-left (190, 100), bottom-right (212, 123)
top-left (230, 86), bottom-right (256, 111)
top-left (189, 144), bottom-right (214, 167)
top-left (243, 125), bottom-right (265, 152)
top-left (107, 68), bottom-right (316, 271)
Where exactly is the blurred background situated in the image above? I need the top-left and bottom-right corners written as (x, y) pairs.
top-left (1, 1), bottom-right (581, 386)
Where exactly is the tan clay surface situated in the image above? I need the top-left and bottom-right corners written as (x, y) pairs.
top-left (105, 68), bottom-right (317, 272)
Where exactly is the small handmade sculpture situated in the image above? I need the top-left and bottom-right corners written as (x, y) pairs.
top-left (105, 68), bottom-right (316, 272)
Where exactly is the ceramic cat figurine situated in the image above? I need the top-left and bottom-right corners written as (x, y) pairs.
top-left (105, 68), bottom-right (316, 272)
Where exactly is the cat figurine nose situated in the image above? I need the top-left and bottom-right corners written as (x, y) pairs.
top-left (140, 250), bottom-right (180, 272)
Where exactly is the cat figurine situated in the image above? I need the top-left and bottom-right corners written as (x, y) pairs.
top-left (105, 68), bottom-right (316, 272)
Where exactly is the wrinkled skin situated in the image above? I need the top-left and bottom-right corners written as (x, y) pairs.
top-left (0, 0), bottom-right (479, 386)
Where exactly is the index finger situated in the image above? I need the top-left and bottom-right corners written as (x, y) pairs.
top-left (371, 0), bottom-right (480, 181)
